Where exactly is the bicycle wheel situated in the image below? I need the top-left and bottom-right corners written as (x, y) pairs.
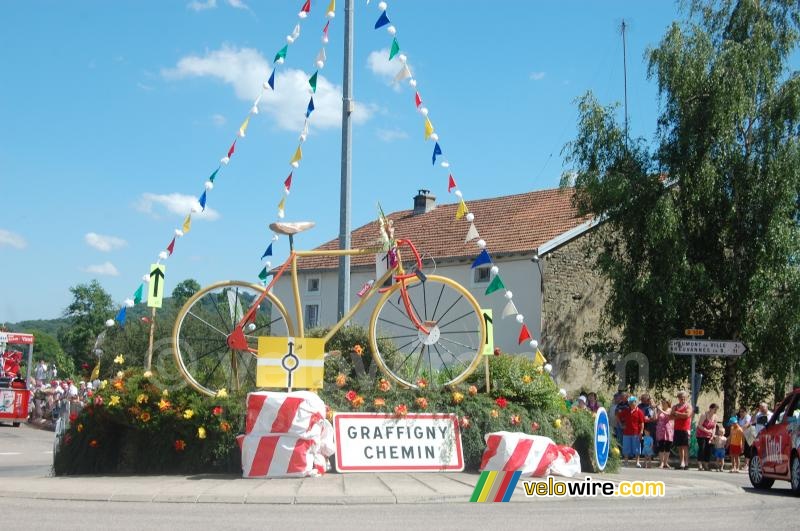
top-left (173, 280), bottom-right (294, 396)
top-left (369, 274), bottom-right (485, 389)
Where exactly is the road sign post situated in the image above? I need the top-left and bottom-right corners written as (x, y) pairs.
top-left (146, 264), bottom-right (166, 371)
top-left (481, 309), bottom-right (493, 394)
top-left (594, 407), bottom-right (610, 471)
top-left (669, 338), bottom-right (746, 413)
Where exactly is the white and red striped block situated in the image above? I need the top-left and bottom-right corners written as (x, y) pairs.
top-left (245, 391), bottom-right (326, 438)
top-left (237, 433), bottom-right (327, 478)
top-left (479, 432), bottom-right (581, 478)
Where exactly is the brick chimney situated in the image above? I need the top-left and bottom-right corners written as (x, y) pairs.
top-left (413, 189), bottom-right (436, 215)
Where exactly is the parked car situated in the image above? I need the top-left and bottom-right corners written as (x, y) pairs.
top-left (749, 388), bottom-right (800, 494)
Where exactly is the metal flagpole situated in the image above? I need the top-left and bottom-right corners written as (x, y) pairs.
top-left (337, 0), bottom-right (354, 320)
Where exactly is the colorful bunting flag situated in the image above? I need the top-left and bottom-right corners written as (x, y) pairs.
top-left (268, 69), bottom-right (276, 90)
top-left (290, 146), bottom-right (303, 165)
top-left (327, 0), bottom-right (335, 15)
top-left (448, 174), bottom-right (457, 192)
top-left (375, 11), bottom-right (390, 29)
top-left (284, 172), bottom-right (293, 193)
top-left (485, 275), bottom-right (505, 295)
top-left (415, 92), bottom-right (422, 108)
top-left (471, 249), bottom-right (492, 268)
top-left (209, 167), bottom-right (220, 183)
top-left (115, 306), bottom-right (127, 327)
top-left (300, 0), bottom-right (311, 15)
top-left (502, 299), bottom-right (518, 318)
top-left (424, 117), bottom-right (434, 140)
top-left (455, 199), bottom-right (468, 220)
top-left (534, 349), bottom-right (547, 367)
top-left (316, 48), bottom-right (327, 66)
top-left (394, 64), bottom-right (412, 82)
top-left (432, 142), bottom-right (442, 165)
top-left (258, 266), bottom-right (269, 282)
top-left (166, 237), bottom-right (176, 256)
top-left (306, 97), bottom-right (315, 117)
top-left (182, 214), bottom-right (192, 234)
top-left (518, 324), bottom-right (532, 345)
top-left (323, 21), bottom-right (330, 40)
top-left (389, 37), bottom-right (400, 60)
top-left (465, 222), bottom-right (479, 242)
top-left (239, 116), bottom-right (250, 137)
top-left (274, 45), bottom-right (288, 63)
top-left (309, 71), bottom-right (318, 93)
top-left (277, 196), bottom-right (286, 214)
top-left (227, 140), bottom-right (236, 158)
top-left (291, 24), bottom-right (301, 40)
top-left (133, 284), bottom-right (144, 305)
top-left (199, 191), bottom-right (207, 211)
top-left (261, 243), bottom-right (273, 259)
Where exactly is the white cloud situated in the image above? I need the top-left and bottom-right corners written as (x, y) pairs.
top-left (136, 193), bottom-right (220, 220)
top-left (530, 71), bottom-right (546, 81)
top-left (376, 128), bottom-right (408, 142)
top-left (367, 48), bottom-right (410, 92)
top-left (0, 229), bottom-right (26, 249)
top-left (137, 82), bottom-right (154, 91)
top-left (85, 233), bottom-right (127, 252)
top-left (226, 0), bottom-right (248, 9)
top-left (211, 113), bottom-right (226, 126)
top-left (187, 0), bottom-right (217, 11)
top-left (84, 262), bottom-right (120, 276)
top-left (162, 46), bottom-right (375, 132)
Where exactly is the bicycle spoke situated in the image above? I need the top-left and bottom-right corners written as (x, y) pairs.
top-left (435, 294), bottom-right (464, 325)
top-left (422, 281), bottom-right (428, 321)
top-left (248, 316), bottom-right (286, 335)
top-left (391, 337), bottom-right (421, 354)
top-left (377, 316), bottom-right (418, 333)
top-left (439, 329), bottom-right (479, 335)
top-left (210, 296), bottom-right (233, 333)
top-left (188, 343), bottom-right (230, 364)
top-left (439, 310), bottom-right (477, 330)
top-left (431, 283), bottom-right (446, 321)
top-left (202, 353), bottom-right (228, 387)
top-left (411, 342), bottom-right (426, 383)
top-left (186, 311), bottom-right (229, 337)
top-left (433, 343), bottom-right (456, 383)
top-left (386, 297), bottom-right (414, 321)
top-left (438, 335), bottom-right (478, 351)
top-left (375, 333), bottom-right (419, 340)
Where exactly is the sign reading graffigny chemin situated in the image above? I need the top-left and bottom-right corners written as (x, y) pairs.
top-left (333, 412), bottom-right (464, 472)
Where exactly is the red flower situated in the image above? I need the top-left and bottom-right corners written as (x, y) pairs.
top-left (86, 390), bottom-right (93, 398)
top-left (416, 378), bottom-right (428, 389)
top-left (493, 347), bottom-right (502, 356)
top-left (94, 396), bottom-right (104, 406)
top-left (82, 363), bottom-right (90, 370)
top-left (174, 439), bottom-right (186, 452)
top-left (345, 390), bottom-right (358, 403)
top-left (69, 412), bottom-right (78, 422)
top-left (495, 397), bottom-right (508, 409)
top-left (415, 397), bottom-right (428, 410)
top-left (460, 416), bottom-right (471, 429)
top-left (394, 404), bottom-right (408, 417)
top-left (89, 439), bottom-right (98, 448)
top-left (531, 421), bottom-right (540, 432)
top-left (510, 414), bottom-right (521, 426)
top-left (212, 406), bottom-right (223, 416)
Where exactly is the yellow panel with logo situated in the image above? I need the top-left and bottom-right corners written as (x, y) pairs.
top-left (257, 336), bottom-right (326, 390)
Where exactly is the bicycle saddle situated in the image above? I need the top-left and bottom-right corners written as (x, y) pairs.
top-left (269, 221), bottom-right (315, 235)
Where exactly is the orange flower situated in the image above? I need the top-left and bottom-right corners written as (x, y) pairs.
top-left (415, 397), bottom-right (428, 410)
top-left (140, 412), bottom-right (151, 423)
top-left (174, 439), bottom-right (186, 452)
top-left (77, 423), bottom-right (84, 432)
top-left (353, 344), bottom-right (364, 356)
top-left (378, 378), bottom-right (391, 392)
top-left (522, 375), bottom-right (532, 384)
top-left (460, 416), bottom-right (471, 429)
top-left (345, 390), bottom-right (357, 403)
top-left (493, 347), bottom-right (502, 356)
top-left (468, 385), bottom-right (478, 396)
top-left (416, 378), bottom-right (428, 389)
top-left (351, 395), bottom-right (365, 408)
top-left (373, 398), bottom-right (386, 408)
top-left (451, 392), bottom-right (464, 404)
top-left (326, 407), bottom-right (335, 421)
top-left (220, 421), bottom-right (231, 432)
top-left (510, 414), bottom-right (521, 426)
top-left (490, 409), bottom-right (499, 418)
top-left (89, 439), bottom-right (98, 448)
top-left (113, 379), bottom-right (124, 391)
top-left (158, 398), bottom-right (171, 412)
top-left (394, 404), bottom-right (408, 417)
top-left (335, 373), bottom-right (347, 388)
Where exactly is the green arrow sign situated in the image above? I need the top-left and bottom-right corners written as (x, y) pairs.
top-left (147, 264), bottom-right (166, 308)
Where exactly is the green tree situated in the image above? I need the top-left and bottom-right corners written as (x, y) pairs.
top-left (59, 280), bottom-right (114, 370)
top-left (27, 329), bottom-right (75, 377)
top-left (563, 0), bottom-right (800, 420)
top-left (172, 279), bottom-right (201, 308)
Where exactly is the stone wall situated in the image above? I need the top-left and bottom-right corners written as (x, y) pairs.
top-left (540, 224), bottom-right (615, 395)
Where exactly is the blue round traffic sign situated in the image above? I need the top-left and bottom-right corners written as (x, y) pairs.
top-left (594, 407), bottom-right (610, 471)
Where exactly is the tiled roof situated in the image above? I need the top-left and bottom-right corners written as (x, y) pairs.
top-left (295, 187), bottom-right (590, 271)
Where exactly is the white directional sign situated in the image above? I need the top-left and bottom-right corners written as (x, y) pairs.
top-left (669, 339), bottom-right (747, 357)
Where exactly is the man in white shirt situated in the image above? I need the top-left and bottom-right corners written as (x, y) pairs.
top-left (754, 402), bottom-right (772, 434)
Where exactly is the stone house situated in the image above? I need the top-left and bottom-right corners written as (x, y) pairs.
top-left (272, 187), bottom-right (610, 390)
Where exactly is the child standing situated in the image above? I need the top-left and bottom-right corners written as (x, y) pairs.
top-left (712, 424), bottom-right (727, 471)
top-left (728, 417), bottom-right (744, 473)
top-left (641, 429), bottom-right (654, 469)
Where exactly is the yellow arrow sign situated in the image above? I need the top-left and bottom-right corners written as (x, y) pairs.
top-left (147, 264), bottom-right (166, 308)
top-left (481, 309), bottom-right (494, 356)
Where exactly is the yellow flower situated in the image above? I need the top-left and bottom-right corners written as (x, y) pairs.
top-left (162, 389), bottom-right (169, 397)
top-left (490, 409), bottom-right (499, 418)
top-left (197, 426), bottom-right (207, 439)
top-left (522, 374), bottom-right (532, 384)
top-left (553, 418), bottom-right (562, 429)
top-left (109, 395), bottom-right (120, 406)
top-left (451, 392), bottom-right (464, 404)
top-left (100, 380), bottom-right (108, 389)
top-left (116, 371), bottom-right (124, 379)
top-left (114, 355), bottom-right (125, 364)
top-left (136, 393), bottom-right (148, 404)
top-left (216, 388), bottom-right (228, 398)
top-left (143, 370), bottom-right (153, 378)
top-left (77, 423), bottom-right (84, 432)
top-left (535, 366), bottom-right (544, 374)
top-left (183, 409), bottom-right (194, 420)
top-left (335, 373), bottom-right (347, 388)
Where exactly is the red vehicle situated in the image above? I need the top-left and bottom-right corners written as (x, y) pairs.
top-left (0, 332), bottom-right (34, 427)
top-left (749, 387), bottom-right (800, 494)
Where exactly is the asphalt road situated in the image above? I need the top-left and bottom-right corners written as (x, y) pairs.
top-left (0, 423), bottom-right (54, 477)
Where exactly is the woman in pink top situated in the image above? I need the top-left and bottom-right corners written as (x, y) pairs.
top-left (655, 398), bottom-right (674, 469)
top-left (671, 391), bottom-right (693, 470)
top-left (695, 404), bottom-right (719, 471)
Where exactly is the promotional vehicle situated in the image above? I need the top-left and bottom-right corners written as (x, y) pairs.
top-left (0, 332), bottom-right (34, 427)
top-left (749, 387), bottom-right (800, 494)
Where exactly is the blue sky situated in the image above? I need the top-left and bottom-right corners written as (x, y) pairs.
top-left (0, 0), bottom-right (685, 322)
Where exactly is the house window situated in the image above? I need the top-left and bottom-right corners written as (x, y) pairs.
top-left (305, 304), bottom-right (319, 329)
top-left (473, 266), bottom-right (491, 284)
top-left (307, 277), bottom-right (320, 293)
